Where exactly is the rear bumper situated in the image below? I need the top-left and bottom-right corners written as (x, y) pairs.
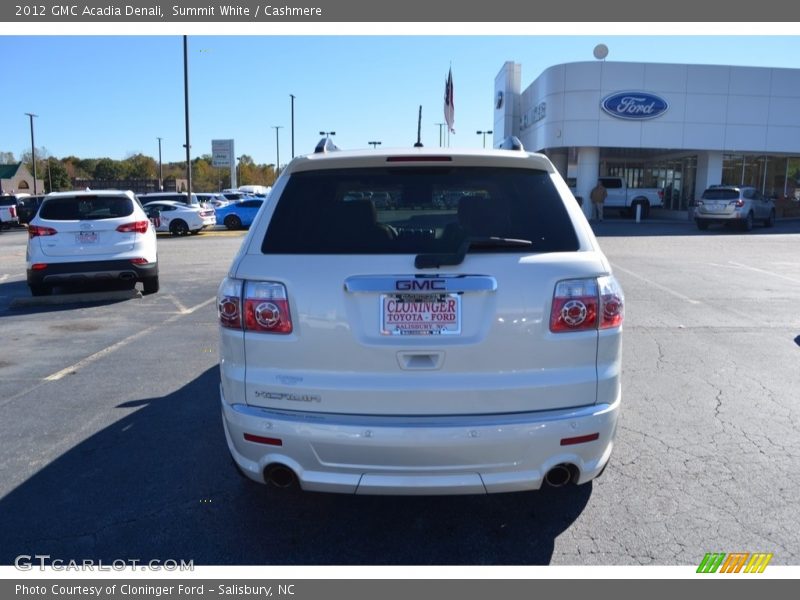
top-left (694, 210), bottom-right (745, 222)
top-left (27, 259), bottom-right (158, 286)
top-left (221, 387), bottom-right (619, 495)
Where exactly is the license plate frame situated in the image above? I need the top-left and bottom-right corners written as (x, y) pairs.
top-left (76, 231), bottom-right (98, 244)
top-left (380, 293), bottom-right (461, 336)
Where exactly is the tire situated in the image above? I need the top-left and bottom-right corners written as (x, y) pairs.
top-left (169, 219), bottom-right (189, 236)
top-left (30, 284), bottom-right (52, 297)
top-left (224, 214), bottom-right (242, 230)
top-left (741, 211), bottom-right (754, 232)
top-left (695, 219), bottom-right (709, 231)
top-left (764, 209), bottom-right (775, 228)
top-left (142, 276), bottom-right (159, 295)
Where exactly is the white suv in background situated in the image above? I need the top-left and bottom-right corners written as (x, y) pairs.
top-left (218, 138), bottom-right (624, 495)
top-left (26, 190), bottom-right (159, 296)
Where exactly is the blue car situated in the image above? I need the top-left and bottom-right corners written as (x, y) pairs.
top-left (215, 198), bottom-right (264, 230)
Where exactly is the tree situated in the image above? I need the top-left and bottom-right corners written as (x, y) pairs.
top-left (124, 153), bottom-right (157, 179)
top-left (93, 158), bottom-right (128, 180)
top-left (45, 158), bottom-right (71, 192)
top-left (0, 151), bottom-right (15, 164)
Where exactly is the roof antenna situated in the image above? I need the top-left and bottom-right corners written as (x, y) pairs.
top-left (414, 105), bottom-right (423, 147)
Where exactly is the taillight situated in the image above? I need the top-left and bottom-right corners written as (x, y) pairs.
top-left (117, 221), bottom-right (149, 233)
top-left (549, 276), bottom-right (624, 333)
top-left (244, 281), bottom-right (293, 334)
top-left (598, 275), bottom-right (624, 329)
top-left (218, 278), bottom-right (294, 334)
top-left (10, 206), bottom-right (17, 218)
top-left (734, 199), bottom-right (745, 208)
top-left (28, 225), bottom-right (58, 238)
top-left (218, 278), bottom-right (243, 330)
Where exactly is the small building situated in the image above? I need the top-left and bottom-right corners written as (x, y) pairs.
top-left (494, 60), bottom-right (800, 215)
top-left (0, 163), bottom-right (45, 195)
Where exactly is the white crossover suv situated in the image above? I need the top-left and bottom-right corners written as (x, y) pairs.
top-left (218, 138), bottom-right (623, 495)
top-left (26, 190), bottom-right (159, 296)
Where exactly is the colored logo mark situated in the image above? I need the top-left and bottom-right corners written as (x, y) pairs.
top-left (697, 552), bottom-right (773, 573)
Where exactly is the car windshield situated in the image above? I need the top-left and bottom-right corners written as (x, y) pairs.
top-left (261, 167), bottom-right (578, 255)
top-left (702, 189), bottom-right (739, 200)
top-left (39, 195), bottom-right (134, 220)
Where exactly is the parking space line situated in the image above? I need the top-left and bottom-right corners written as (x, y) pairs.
top-left (610, 263), bottom-right (701, 305)
top-left (728, 261), bottom-right (800, 285)
top-left (0, 296), bottom-right (218, 406)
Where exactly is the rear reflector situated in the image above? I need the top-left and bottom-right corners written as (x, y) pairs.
top-left (130, 258), bottom-right (150, 265)
top-left (560, 433), bottom-right (600, 446)
top-left (31, 263), bottom-right (48, 271)
top-left (386, 156), bottom-right (452, 162)
top-left (244, 433), bottom-right (283, 446)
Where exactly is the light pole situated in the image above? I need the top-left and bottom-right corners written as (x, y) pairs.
top-left (183, 35), bottom-right (192, 195)
top-left (236, 156), bottom-right (243, 186)
top-left (319, 130), bottom-right (336, 138)
top-left (434, 123), bottom-right (444, 148)
top-left (25, 112), bottom-right (38, 194)
top-left (368, 141), bottom-right (381, 149)
top-left (273, 126), bottom-right (283, 175)
top-left (156, 137), bottom-right (163, 190)
top-left (476, 130), bottom-right (493, 149)
top-left (290, 94), bottom-right (296, 159)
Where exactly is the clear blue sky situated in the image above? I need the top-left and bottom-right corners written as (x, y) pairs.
top-left (3, 35), bottom-right (800, 167)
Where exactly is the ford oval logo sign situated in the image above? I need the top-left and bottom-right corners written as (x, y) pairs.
top-left (601, 91), bottom-right (668, 120)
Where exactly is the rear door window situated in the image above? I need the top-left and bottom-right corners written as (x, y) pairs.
top-left (261, 167), bottom-right (578, 255)
top-left (39, 196), bottom-right (133, 220)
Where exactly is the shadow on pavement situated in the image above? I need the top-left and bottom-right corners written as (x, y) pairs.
top-left (0, 367), bottom-right (592, 566)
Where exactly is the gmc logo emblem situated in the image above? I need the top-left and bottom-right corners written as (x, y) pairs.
top-left (396, 279), bottom-right (446, 291)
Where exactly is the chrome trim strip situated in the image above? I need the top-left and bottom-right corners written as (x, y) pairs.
top-left (344, 274), bottom-right (497, 294)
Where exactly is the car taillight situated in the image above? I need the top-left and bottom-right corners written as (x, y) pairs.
top-left (218, 278), bottom-right (243, 330)
top-left (116, 221), bottom-right (149, 233)
top-left (549, 276), bottom-right (624, 333)
top-left (734, 199), bottom-right (745, 208)
top-left (28, 225), bottom-right (57, 238)
top-left (9, 206), bottom-right (17, 218)
top-left (244, 281), bottom-right (293, 334)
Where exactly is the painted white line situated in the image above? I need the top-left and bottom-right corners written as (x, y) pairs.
top-left (728, 261), bottom-right (800, 285)
top-left (610, 263), bottom-right (702, 305)
top-left (45, 296), bottom-right (216, 382)
top-left (165, 293), bottom-right (191, 314)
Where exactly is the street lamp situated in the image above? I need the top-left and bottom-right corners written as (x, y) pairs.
top-left (476, 130), bottom-right (493, 149)
top-left (434, 123), bottom-right (445, 148)
top-left (156, 137), bottom-right (163, 190)
top-left (25, 112), bottom-right (38, 194)
top-left (290, 94), bottom-right (296, 159)
top-left (368, 141), bottom-right (382, 149)
top-left (183, 35), bottom-right (192, 195)
top-left (236, 155), bottom-right (244, 186)
top-left (273, 126), bottom-right (283, 175)
top-left (319, 130), bottom-right (336, 138)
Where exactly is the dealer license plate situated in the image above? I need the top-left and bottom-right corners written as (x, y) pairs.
top-left (76, 232), bottom-right (98, 244)
top-left (380, 293), bottom-right (461, 336)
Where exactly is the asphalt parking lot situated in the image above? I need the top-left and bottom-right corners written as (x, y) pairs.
top-left (0, 219), bottom-right (799, 566)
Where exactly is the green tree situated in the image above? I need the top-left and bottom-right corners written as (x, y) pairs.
top-left (94, 158), bottom-right (128, 180)
top-left (124, 153), bottom-right (157, 179)
top-left (45, 158), bottom-right (71, 192)
top-left (78, 158), bottom-right (99, 178)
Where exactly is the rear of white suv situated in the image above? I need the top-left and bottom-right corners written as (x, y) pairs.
top-left (219, 141), bottom-right (623, 495)
top-left (26, 190), bottom-right (159, 296)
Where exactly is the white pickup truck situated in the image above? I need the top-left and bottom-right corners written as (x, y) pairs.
top-left (0, 195), bottom-right (21, 229)
top-left (573, 177), bottom-right (663, 218)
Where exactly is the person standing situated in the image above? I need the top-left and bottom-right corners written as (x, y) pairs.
top-left (590, 180), bottom-right (607, 222)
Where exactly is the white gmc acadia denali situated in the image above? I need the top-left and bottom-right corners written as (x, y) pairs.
top-left (218, 137), bottom-right (624, 495)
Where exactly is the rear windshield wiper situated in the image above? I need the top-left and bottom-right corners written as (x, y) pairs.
top-left (415, 236), bottom-right (533, 269)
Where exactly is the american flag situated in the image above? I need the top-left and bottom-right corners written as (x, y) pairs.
top-left (444, 67), bottom-right (455, 134)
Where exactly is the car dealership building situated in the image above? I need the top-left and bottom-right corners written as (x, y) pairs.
top-left (493, 60), bottom-right (800, 214)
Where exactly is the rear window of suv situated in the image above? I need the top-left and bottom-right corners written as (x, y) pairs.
top-left (39, 195), bottom-right (134, 220)
top-left (702, 188), bottom-right (740, 200)
top-left (261, 167), bottom-right (579, 254)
